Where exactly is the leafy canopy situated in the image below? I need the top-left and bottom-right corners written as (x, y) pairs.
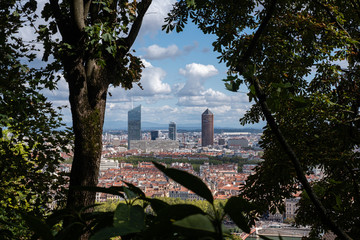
top-left (163, 0), bottom-right (360, 238)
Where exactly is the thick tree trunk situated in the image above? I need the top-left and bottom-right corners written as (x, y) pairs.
top-left (65, 60), bottom-right (108, 211)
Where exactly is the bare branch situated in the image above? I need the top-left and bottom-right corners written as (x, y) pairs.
top-left (236, 0), bottom-right (277, 69)
top-left (250, 75), bottom-right (352, 240)
top-left (233, 0), bottom-right (353, 238)
top-left (83, 0), bottom-right (91, 21)
top-left (124, 0), bottom-right (152, 49)
top-left (72, 0), bottom-right (86, 31)
top-left (49, 0), bottom-right (70, 40)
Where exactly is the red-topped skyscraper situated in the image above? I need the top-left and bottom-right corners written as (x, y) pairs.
top-left (201, 109), bottom-right (214, 146)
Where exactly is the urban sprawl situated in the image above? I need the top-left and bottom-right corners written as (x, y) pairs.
top-left (59, 107), bottom-right (320, 238)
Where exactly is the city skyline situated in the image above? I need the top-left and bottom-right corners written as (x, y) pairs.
top-left (39, 0), bottom-right (264, 130)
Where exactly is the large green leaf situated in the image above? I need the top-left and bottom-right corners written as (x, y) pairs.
top-left (143, 197), bottom-right (169, 214)
top-left (224, 196), bottom-right (252, 233)
top-left (156, 204), bottom-right (205, 221)
top-left (22, 214), bottom-right (55, 240)
top-left (152, 161), bottom-right (214, 203)
top-left (173, 214), bottom-right (215, 232)
top-left (113, 203), bottom-right (145, 231)
top-left (124, 181), bottom-right (146, 198)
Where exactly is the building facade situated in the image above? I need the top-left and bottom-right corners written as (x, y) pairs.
top-left (128, 105), bottom-right (141, 149)
top-left (201, 109), bottom-right (214, 146)
top-left (150, 130), bottom-right (159, 140)
top-left (169, 121), bottom-right (177, 140)
top-left (129, 139), bottom-right (179, 152)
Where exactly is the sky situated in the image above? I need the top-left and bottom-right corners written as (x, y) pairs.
top-left (37, 0), bottom-right (263, 129)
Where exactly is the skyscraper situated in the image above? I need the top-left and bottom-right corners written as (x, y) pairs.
top-left (128, 105), bottom-right (141, 149)
top-left (169, 121), bottom-right (177, 140)
top-left (201, 109), bottom-right (214, 146)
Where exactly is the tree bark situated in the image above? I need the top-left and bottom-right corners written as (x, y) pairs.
top-left (65, 58), bottom-right (108, 211)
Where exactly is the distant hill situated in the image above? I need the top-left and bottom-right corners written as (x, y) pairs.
top-left (64, 120), bottom-right (264, 132)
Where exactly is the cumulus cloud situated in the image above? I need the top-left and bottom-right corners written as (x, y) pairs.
top-left (42, 75), bottom-right (69, 102)
top-left (179, 63), bottom-right (218, 79)
top-left (177, 89), bottom-right (231, 107)
top-left (143, 44), bottom-right (180, 60)
top-left (176, 63), bottom-right (219, 96)
top-left (140, 0), bottom-right (177, 37)
top-left (143, 42), bottom-right (198, 60)
top-left (131, 62), bottom-right (171, 96)
top-left (106, 60), bottom-right (171, 105)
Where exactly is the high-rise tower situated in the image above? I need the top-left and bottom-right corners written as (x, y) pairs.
top-left (201, 109), bottom-right (214, 146)
top-left (128, 105), bottom-right (141, 149)
top-left (169, 121), bottom-right (177, 140)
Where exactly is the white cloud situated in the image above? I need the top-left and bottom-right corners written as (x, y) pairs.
top-left (132, 63), bottom-right (171, 96)
top-left (106, 60), bottom-right (172, 105)
top-left (42, 75), bottom-right (69, 101)
top-left (176, 63), bottom-right (219, 96)
top-left (178, 96), bottom-right (207, 106)
top-left (140, 0), bottom-right (177, 37)
top-left (179, 63), bottom-right (218, 79)
top-left (143, 44), bottom-right (180, 60)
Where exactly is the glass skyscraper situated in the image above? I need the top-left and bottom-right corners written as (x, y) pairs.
top-left (128, 105), bottom-right (141, 149)
top-left (169, 121), bottom-right (176, 140)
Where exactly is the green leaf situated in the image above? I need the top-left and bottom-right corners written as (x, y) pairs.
top-left (173, 214), bottom-right (215, 232)
top-left (124, 181), bottom-right (145, 198)
top-left (114, 204), bottom-right (145, 231)
top-left (224, 196), bottom-right (252, 233)
top-left (152, 161), bottom-right (214, 203)
top-left (156, 204), bottom-right (205, 221)
top-left (144, 197), bottom-right (169, 214)
top-left (186, 0), bottom-right (196, 8)
top-left (102, 32), bottom-right (113, 42)
top-left (90, 227), bottom-right (120, 240)
top-left (22, 214), bottom-right (55, 240)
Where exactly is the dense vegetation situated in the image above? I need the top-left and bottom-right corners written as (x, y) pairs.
top-left (164, 0), bottom-right (360, 239)
top-left (2, 0), bottom-right (360, 239)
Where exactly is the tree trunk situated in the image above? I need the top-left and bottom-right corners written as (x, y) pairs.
top-left (65, 59), bottom-right (108, 211)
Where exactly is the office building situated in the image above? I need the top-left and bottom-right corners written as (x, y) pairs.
top-left (201, 109), bottom-right (214, 146)
top-left (228, 138), bottom-right (249, 149)
top-left (169, 121), bottom-right (177, 140)
top-left (151, 130), bottom-right (159, 140)
top-left (128, 105), bottom-right (141, 149)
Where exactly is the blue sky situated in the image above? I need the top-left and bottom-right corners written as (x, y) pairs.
top-left (39, 0), bottom-right (262, 129)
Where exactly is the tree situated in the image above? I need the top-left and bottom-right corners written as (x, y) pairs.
top-left (164, 0), bottom-right (359, 239)
top-left (0, 1), bottom-right (71, 238)
top-left (34, 0), bottom-right (152, 211)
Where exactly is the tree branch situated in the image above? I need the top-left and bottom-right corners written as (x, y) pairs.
top-left (251, 76), bottom-right (352, 240)
top-left (49, 0), bottom-right (70, 40)
top-left (233, 1), bottom-right (352, 239)
top-left (237, 0), bottom-right (277, 67)
top-left (83, 0), bottom-right (91, 22)
top-left (124, 0), bottom-right (152, 49)
top-left (314, 0), bottom-right (359, 52)
top-left (72, 0), bottom-right (86, 31)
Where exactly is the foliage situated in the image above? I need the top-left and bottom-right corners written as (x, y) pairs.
top-left (23, 163), bottom-right (257, 240)
top-left (0, 1), bottom-right (71, 239)
top-left (33, 0), bottom-right (153, 214)
top-left (163, 0), bottom-right (360, 238)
